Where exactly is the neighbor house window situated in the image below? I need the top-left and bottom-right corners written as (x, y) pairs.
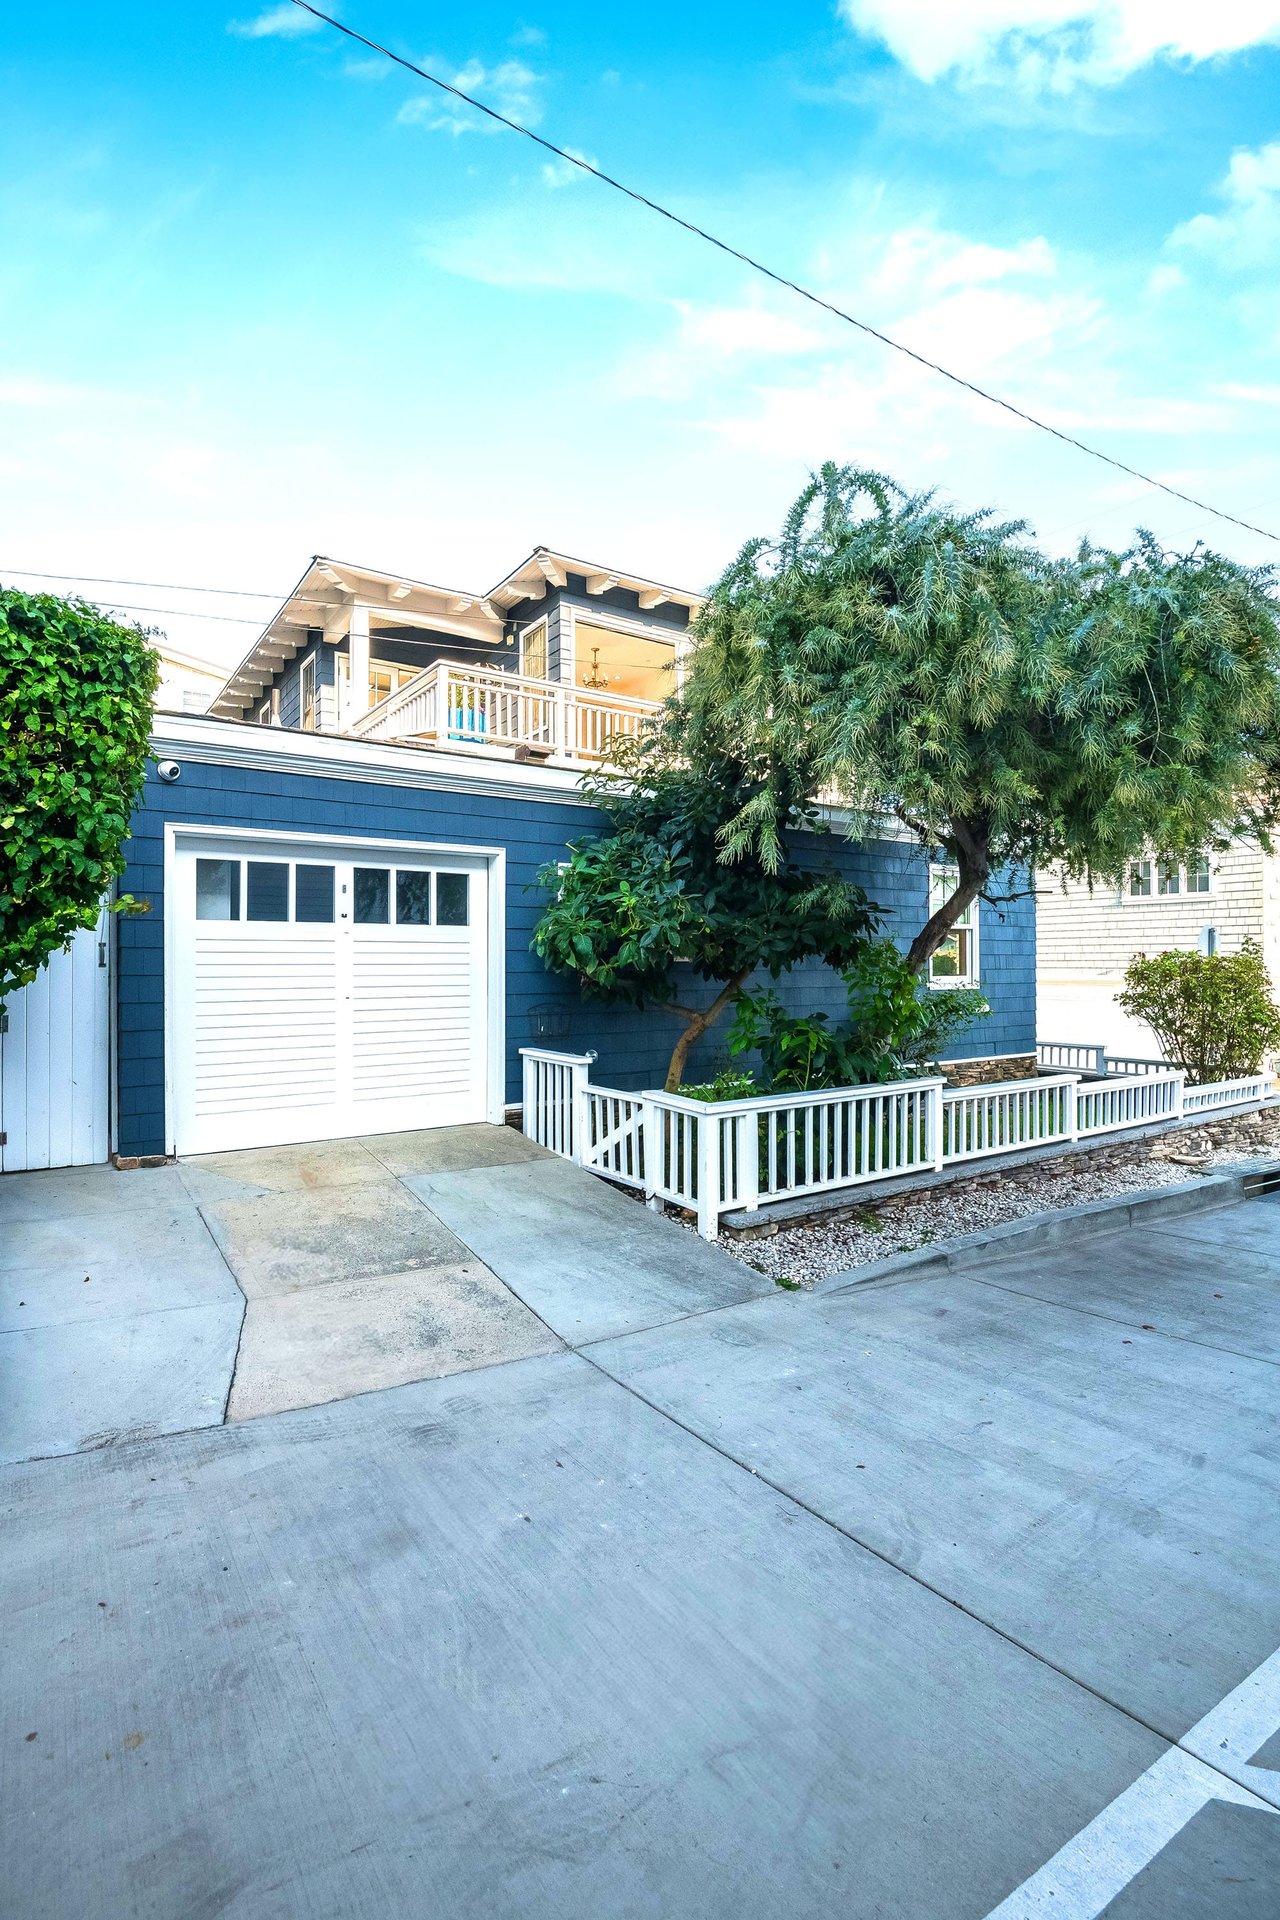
top-left (1122, 856), bottom-right (1213, 901)
top-left (927, 865), bottom-right (979, 988)
top-left (298, 653), bottom-right (317, 731)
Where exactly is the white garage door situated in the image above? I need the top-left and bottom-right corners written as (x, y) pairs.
top-left (171, 834), bottom-right (492, 1155)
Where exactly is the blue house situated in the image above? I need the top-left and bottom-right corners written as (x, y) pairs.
top-left (1, 546), bottom-right (1035, 1171)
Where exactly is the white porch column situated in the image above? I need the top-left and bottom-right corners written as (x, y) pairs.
top-left (348, 603), bottom-right (371, 720)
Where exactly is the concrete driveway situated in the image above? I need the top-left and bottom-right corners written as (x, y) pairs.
top-left (2, 1149), bottom-right (1279, 1916)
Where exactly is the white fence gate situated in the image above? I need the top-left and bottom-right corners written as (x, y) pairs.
top-left (0, 918), bottom-right (111, 1173)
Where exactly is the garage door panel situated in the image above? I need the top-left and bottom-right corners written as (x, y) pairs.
top-left (172, 838), bottom-right (491, 1155)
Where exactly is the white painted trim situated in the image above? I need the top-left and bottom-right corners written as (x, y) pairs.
top-left (146, 714), bottom-right (915, 841)
top-left (162, 822), bottom-right (508, 1150)
top-left (927, 862), bottom-right (981, 989)
top-left (151, 712), bottom-right (594, 807)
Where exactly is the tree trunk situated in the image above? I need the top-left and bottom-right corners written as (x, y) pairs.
top-left (904, 822), bottom-right (991, 975)
top-left (664, 970), bottom-right (751, 1091)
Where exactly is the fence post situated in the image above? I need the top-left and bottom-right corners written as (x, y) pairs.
top-left (1171, 1071), bottom-right (1186, 1121)
top-left (569, 1057), bottom-right (592, 1166)
top-left (930, 1081), bottom-right (946, 1172)
top-left (642, 1097), bottom-right (663, 1212)
top-left (737, 1110), bottom-right (760, 1216)
top-left (522, 1052), bottom-right (535, 1144)
top-left (1067, 1072), bottom-right (1081, 1142)
top-left (696, 1109), bottom-right (720, 1241)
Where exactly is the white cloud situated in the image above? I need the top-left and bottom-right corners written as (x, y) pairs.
top-left (1168, 140), bottom-right (1280, 266)
top-left (398, 60), bottom-right (541, 135)
top-left (839, 1), bottom-right (1280, 88)
top-left (541, 148), bottom-right (597, 188)
top-left (227, 4), bottom-right (322, 39)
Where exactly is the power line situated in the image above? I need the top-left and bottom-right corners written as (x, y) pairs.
top-left (0, 566), bottom-right (286, 598)
top-left (287, 0), bottom-right (1280, 549)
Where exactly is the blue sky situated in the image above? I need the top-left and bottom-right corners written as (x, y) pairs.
top-left (2, 0), bottom-right (1279, 666)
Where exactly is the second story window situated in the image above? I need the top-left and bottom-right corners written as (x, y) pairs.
top-left (520, 619), bottom-right (548, 680)
top-left (368, 661), bottom-right (420, 706)
top-left (1124, 856), bottom-right (1213, 901)
top-left (299, 653), bottom-right (317, 731)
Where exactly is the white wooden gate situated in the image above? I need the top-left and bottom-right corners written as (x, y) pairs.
top-left (0, 915), bottom-right (111, 1172)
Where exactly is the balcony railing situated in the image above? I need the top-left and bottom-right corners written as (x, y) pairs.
top-left (347, 660), bottom-right (661, 766)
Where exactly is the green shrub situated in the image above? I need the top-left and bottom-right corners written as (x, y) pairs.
top-left (680, 1070), bottom-right (758, 1104)
top-left (725, 944), bottom-right (991, 1093)
top-left (1117, 940), bottom-right (1280, 1083)
top-left (1, 589), bottom-right (157, 1004)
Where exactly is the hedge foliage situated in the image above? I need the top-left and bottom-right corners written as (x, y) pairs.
top-left (1, 587), bottom-right (157, 1002)
top-left (1117, 940), bottom-right (1280, 1082)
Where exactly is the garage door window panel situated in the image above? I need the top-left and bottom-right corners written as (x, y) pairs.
top-left (195, 859), bottom-right (241, 921)
top-left (246, 862), bottom-right (290, 923)
top-left (396, 871), bottom-right (434, 925)
top-left (435, 872), bottom-right (470, 927)
top-left (294, 864), bottom-right (335, 923)
top-left (354, 868), bottom-right (390, 924)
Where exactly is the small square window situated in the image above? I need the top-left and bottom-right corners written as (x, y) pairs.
top-left (294, 864), bottom-right (335, 923)
top-left (435, 872), bottom-right (470, 927)
top-left (396, 871), bottom-right (433, 925)
top-left (354, 868), bottom-right (389, 924)
top-left (195, 858), bottom-right (240, 921)
top-left (1129, 861), bottom-right (1153, 898)
top-left (246, 861), bottom-right (289, 922)
top-left (1157, 860), bottom-right (1180, 896)
top-left (1186, 858), bottom-right (1211, 894)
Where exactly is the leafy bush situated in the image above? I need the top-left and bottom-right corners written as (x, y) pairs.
top-left (680, 1070), bottom-right (758, 1104)
top-left (1117, 941), bottom-right (1280, 1083)
top-left (726, 944), bottom-right (991, 1093)
top-left (1, 589), bottom-right (157, 1003)
top-left (531, 738), bottom-right (880, 1090)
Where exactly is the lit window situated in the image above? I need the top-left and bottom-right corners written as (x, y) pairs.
top-left (927, 865), bottom-right (979, 988)
top-left (1129, 861), bottom-right (1153, 898)
top-left (368, 661), bottom-right (420, 705)
top-left (520, 620), bottom-right (548, 681)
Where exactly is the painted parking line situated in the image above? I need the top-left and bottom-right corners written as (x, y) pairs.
top-left (984, 1647), bottom-right (1280, 1918)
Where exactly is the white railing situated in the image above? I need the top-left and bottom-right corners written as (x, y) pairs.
top-left (525, 1049), bottom-right (1270, 1240)
top-left (1076, 1071), bottom-right (1185, 1136)
top-left (1103, 1054), bottom-right (1172, 1078)
top-left (522, 1048), bottom-right (595, 1161)
top-left (1183, 1073), bottom-right (1270, 1114)
top-left (942, 1074), bottom-right (1078, 1162)
top-left (1037, 1041), bottom-right (1106, 1075)
top-left (350, 660), bottom-right (660, 766)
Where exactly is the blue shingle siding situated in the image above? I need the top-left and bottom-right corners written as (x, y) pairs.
top-left (115, 752), bottom-right (1035, 1155)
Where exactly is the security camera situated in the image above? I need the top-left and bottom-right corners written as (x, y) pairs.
top-left (156, 760), bottom-right (181, 784)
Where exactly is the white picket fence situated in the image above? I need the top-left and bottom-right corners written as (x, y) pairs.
top-left (523, 1047), bottom-right (1274, 1240)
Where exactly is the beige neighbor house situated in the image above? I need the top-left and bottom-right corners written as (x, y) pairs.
top-left (1036, 845), bottom-right (1280, 1057)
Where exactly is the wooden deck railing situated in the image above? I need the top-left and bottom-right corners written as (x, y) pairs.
top-left (349, 660), bottom-right (660, 766)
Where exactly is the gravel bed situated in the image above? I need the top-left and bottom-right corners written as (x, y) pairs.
top-left (709, 1154), bottom-right (1197, 1287)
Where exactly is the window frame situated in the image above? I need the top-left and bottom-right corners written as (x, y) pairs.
top-left (926, 863), bottom-right (980, 990)
top-left (1119, 857), bottom-right (1215, 903)
top-left (298, 651), bottom-right (318, 732)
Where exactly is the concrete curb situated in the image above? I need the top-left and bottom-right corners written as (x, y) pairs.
top-left (813, 1171), bottom-right (1257, 1297)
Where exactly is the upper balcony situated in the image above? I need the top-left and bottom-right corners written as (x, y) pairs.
top-left (347, 659), bottom-right (662, 767)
